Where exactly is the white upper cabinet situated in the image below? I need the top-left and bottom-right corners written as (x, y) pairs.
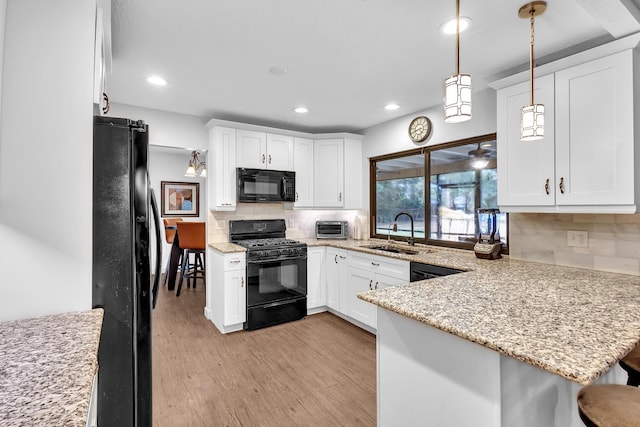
top-left (314, 139), bottom-right (344, 208)
top-left (266, 134), bottom-right (294, 170)
top-left (555, 51), bottom-right (635, 208)
top-left (293, 137), bottom-right (314, 208)
top-left (497, 74), bottom-right (556, 208)
top-left (208, 126), bottom-right (237, 211)
top-left (495, 40), bottom-right (640, 213)
top-left (236, 130), bottom-right (294, 171)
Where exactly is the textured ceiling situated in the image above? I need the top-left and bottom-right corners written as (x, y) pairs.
top-left (107, 0), bottom-right (638, 133)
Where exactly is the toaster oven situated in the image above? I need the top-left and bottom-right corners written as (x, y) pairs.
top-left (315, 221), bottom-right (349, 239)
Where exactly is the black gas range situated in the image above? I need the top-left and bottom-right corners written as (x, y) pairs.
top-left (229, 219), bottom-right (308, 330)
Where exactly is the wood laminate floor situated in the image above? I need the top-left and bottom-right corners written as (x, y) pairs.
top-left (152, 281), bottom-right (376, 426)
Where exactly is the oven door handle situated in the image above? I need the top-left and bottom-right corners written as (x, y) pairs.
top-left (247, 255), bottom-right (307, 264)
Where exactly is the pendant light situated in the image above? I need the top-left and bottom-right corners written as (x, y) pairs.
top-left (468, 143), bottom-right (490, 169)
top-left (519, 1), bottom-right (547, 141)
top-left (444, 0), bottom-right (472, 123)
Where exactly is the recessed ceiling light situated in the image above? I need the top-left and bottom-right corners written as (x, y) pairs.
top-left (384, 103), bottom-right (400, 111)
top-left (269, 66), bottom-right (288, 76)
top-left (294, 107), bottom-right (308, 114)
top-left (147, 75), bottom-right (167, 86)
top-left (440, 17), bottom-right (472, 35)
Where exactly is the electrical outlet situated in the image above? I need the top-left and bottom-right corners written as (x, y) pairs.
top-left (567, 230), bottom-right (589, 248)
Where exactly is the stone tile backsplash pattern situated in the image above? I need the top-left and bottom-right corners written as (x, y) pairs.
top-left (208, 203), bottom-right (369, 243)
top-left (509, 213), bottom-right (640, 276)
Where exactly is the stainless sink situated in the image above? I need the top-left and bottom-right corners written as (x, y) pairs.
top-left (362, 244), bottom-right (422, 255)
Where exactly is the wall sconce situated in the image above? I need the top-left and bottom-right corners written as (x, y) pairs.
top-left (443, 0), bottom-right (472, 123)
top-left (184, 150), bottom-right (206, 177)
top-left (519, 1), bottom-right (547, 141)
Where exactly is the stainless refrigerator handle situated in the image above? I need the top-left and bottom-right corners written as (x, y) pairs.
top-left (149, 187), bottom-right (162, 309)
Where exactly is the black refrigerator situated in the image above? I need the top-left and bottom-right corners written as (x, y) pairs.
top-left (92, 116), bottom-right (162, 427)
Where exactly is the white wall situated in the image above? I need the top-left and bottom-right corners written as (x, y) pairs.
top-left (0, 0), bottom-right (6, 120)
top-left (362, 88), bottom-right (497, 209)
top-left (0, 0), bottom-right (96, 321)
top-left (149, 148), bottom-right (207, 270)
top-left (109, 103), bottom-right (208, 151)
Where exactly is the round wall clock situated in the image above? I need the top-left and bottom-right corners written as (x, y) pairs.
top-left (408, 116), bottom-right (432, 143)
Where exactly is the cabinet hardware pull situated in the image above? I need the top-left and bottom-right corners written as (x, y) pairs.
top-left (559, 177), bottom-right (565, 194)
top-left (262, 154), bottom-right (266, 163)
top-left (241, 277), bottom-right (244, 287)
top-left (231, 259), bottom-right (240, 264)
top-left (296, 192), bottom-right (299, 201)
top-left (335, 254), bottom-right (338, 263)
top-left (369, 280), bottom-right (373, 290)
top-left (268, 154), bottom-right (272, 164)
top-left (371, 262), bottom-right (380, 266)
top-left (545, 178), bottom-right (550, 195)
top-left (338, 192), bottom-right (343, 202)
top-left (375, 281), bottom-right (379, 290)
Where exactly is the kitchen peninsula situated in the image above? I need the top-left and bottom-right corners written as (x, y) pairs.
top-left (358, 250), bottom-right (640, 426)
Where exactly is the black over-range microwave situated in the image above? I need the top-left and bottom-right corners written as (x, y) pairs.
top-left (237, 168), bottom-right (296, 203)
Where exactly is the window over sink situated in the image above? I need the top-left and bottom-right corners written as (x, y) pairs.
top-left (370, 133), bottom-right (508, 252)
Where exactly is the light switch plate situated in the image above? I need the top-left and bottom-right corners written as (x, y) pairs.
top-left (567, 230), bottom-right (589, 248)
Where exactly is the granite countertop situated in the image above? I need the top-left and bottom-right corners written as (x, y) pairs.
top-left (0, 309), bottom-right (104, 426)
top-left (210, 237), bottom-right (640, 384)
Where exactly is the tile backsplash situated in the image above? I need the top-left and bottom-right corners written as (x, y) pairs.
top-left (509, 213), bottom-right (640, 275)
top-left (208, 203), bottom-right (369, 243)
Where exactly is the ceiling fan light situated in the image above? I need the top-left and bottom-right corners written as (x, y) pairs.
top-left (520, 103), bottom-right (545, 141)
top-left (471, 158), bottom-right (490, 169)
top-left (444, 73), bottom-right (472, 123)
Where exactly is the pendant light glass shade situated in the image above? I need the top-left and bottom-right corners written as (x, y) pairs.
top-left (443, 0), bottom-right (471, 123)
top-left (444, 73), bottom-right (472, 123)
top-left (520, 104), bottom-right (545, 140)
top-left (519, 1), bottom-right (546, 141)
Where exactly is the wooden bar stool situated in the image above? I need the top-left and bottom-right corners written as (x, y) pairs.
top-left (176, 221), bottom-right (206, 297)
top-left (577, 383), bottom-right (640, 426)
top-left (162, 218), bottom-right (183, 288)
top-left (620, 344), bottom-right (640, 387)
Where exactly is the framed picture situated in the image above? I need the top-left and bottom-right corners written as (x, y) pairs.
top-left (161, 181), bottom-right (200, 217)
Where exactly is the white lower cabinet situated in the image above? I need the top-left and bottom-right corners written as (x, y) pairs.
top-left (206, 249), bottom-right (246, 333)
top-left (326, 247), bottom-right (347, 311)
top-left (345, 252), bottom-right (410, 330)
top-left (307, 247), bottom-right (326, 312)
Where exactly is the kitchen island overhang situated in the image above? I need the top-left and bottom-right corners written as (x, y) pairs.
top-left (360, 259), bottom-right (639, 426)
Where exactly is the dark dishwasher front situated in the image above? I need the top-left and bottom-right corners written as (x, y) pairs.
top-left (410, 262), bottom-right (464, 282)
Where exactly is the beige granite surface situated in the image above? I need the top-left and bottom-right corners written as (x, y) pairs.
top-left (209, 241), bottom-right (246, 253)
top-left (0, 309), bottom-right (104, 426)
top-left (210, 237), bottom-right (640, 384)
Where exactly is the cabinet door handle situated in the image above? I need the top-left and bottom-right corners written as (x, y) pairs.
top-left (559, 177), bottom-right (565, 194)
top-left (230, 259), bottom-right (240, 264)
top-left (375, 281), bottom-right (379, 290)
top-left (262, 154), bottom-right (266, 164)
top-left (334, 254), bottom-right (338, 263)
top-left (338, 192), bottom-right (343, 202)
top-left (369, 280), bottom-right (373, 290)
top-left (241, 277), bottom-right (244, 287)
top-left (268, 154), bottom-right (272, 164)
top-left (296, 192), bottom-right (299, 201)
top-left (545, 178), bottom-right (550, 195)
top-left (371, 262), bottom-right (379, 267)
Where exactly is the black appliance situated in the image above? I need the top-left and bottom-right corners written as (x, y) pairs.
top-left (229, 219), bottom-right (307, 330)
top-left (410, 262), bottom-right (464, 281)
top-left (237, 168), bottom-right (296, 202)
top-left (92, 116), bottom-right (162, 427)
